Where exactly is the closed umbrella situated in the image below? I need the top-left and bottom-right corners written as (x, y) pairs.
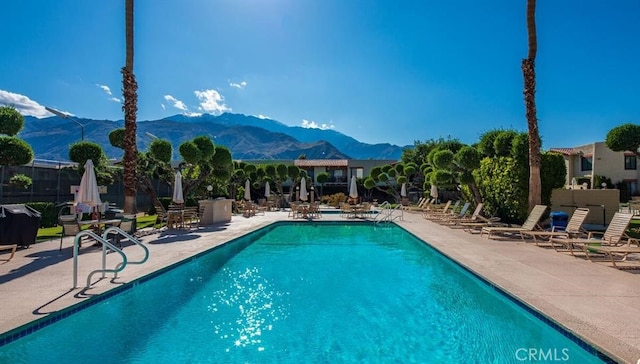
top-left (76, 159), bottom-right (102, 220)
top-left (172, 171), bottom-right (184, 204)
top-left (264, 181), bottom-right (271, 198)
top-left (349, 176), bottom-right (358, 199)
top-left (430, 184), bottom-right (438, 203)
top-left (244, 179), bottom-right (251, 201)
top-left (300, 177), bottom-right (308, 202)
top-left (401, 183), bottom-right (407, 197)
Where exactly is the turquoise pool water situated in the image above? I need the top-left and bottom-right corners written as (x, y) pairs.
top-left (0, 223), bottom-right (609, 363)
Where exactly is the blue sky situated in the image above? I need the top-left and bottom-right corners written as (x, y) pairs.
top-left (1, 0), bottom-right (639, 150)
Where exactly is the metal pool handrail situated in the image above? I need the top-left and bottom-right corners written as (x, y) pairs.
top-left (102, 226), bottom-right (150, 278)
top-left (73, 230), bottom-right (127, 289)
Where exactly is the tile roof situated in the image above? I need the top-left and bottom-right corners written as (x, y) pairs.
top-left (294, 159), bottom-right (348, 167)
top-left (549, 148), bottom-right (579, 156)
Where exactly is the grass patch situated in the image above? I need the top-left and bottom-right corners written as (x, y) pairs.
top-left (37, 214), bottom-right (161, 241)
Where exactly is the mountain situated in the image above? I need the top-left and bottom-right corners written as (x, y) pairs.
top-left (20, 113), bottom-right (407, 161)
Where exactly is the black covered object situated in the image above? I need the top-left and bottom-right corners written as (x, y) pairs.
top-left (0, 204), bottom-right (42, 248)
top-left (550, 211), bottom-right (569, 231)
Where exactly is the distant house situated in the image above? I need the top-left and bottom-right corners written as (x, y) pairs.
top-left (550, 141), bottom-right (638, 194)
top-left (293, 159), bottom-right (398, 186)
top-left (239, 159), bottom-right (398, 186)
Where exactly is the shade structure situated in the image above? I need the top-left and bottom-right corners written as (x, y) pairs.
top-left (75, 159), bottom-right (101, 207)
top-left (244, 179), bottom-right (251, 201)
top-left (430, 184), bottom-right (438, 199)
top-left (401, 183), bottom-right (407, 197)
top-left (172, 171), bottom-right (184, 204)
top-left (349, 176), bottom-right (358, 199)
top-left (264, 181), bottom-right (271, 198)
top-left (300, 177), bottom-right (308, 202)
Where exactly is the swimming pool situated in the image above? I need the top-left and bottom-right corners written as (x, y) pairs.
top-left (0, 222), bottom-right (610, 363)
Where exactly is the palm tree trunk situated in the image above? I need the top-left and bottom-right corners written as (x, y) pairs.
top-left (522, 0), bottom-right (541, 211)
top-left (122, 0), bottom-right (138, 213)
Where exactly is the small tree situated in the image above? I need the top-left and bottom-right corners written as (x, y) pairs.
top-left (0, 106), bottom-right (34, 166)
top-left (605, 123), bottom-right (640, 157)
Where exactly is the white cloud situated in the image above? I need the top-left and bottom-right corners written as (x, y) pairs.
top-left (161, 103), bottom-right (166, 110)
top-left (96, 84), bottom-right (113, 95)
top-left (0, 89), bottom-right (52, 118)
top-left (256, 114), bottom-right (270, 119)
top-left (97, 84), bottom-right (121, 102)
top-left (301, 119), bottom-right (335, 130)
top-left (194, 89), bottom-right (230, 115)
top-left (164, 94), bottom-right (188, 111)
top-left (229, 81), bottom-right (247, 89)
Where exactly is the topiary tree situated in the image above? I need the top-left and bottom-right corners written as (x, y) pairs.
top-left (69, 141), bottom-right (114, 186)
top-left (605, 123), bottom-right (640, 157)
top-left (0, 106), bottom-right (34, 167)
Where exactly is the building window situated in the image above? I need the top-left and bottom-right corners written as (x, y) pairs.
top-left (625, 155), bottom-right (637, 170)
top-left (580, 156), bottom-right (592, 171)
top-left (351, 167), bottom-right (364, 179)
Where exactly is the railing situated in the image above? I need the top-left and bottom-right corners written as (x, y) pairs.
top-left (103, 226), bottom-right (150, 277)
top-left (72, 227), bottom-right (149, 289)
top-left (73, 230), bottom-right (127, 289)
top-left (374, 203), bottom-right (403, 224)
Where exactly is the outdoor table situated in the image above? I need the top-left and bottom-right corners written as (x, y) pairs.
top-left (77, 218), bottom-right (122, 235)
top-left (167, 209), bottom-right (185, 229)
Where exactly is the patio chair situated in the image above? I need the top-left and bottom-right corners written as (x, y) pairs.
top-left (549, 212), bottom-right (634, 257)
top-left (59, 214), bottom-right (81, 250)
top-left (480, 205), bottom-right (548, 240)
top-left (152, 200), bottom-right (169, 228)
top-left (520, 208), bottom-right (590, 246)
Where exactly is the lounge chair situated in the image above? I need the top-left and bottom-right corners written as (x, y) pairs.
top-left (520, 208), bottom-right (590, 246)
top-left (480, 205), bottom-right (548, 240)
top-left (586, 237), bottom-right (640, 269)
top-left (433, 202), bottom-right (471, 224)
top-left (549, 212), bottom-right (634, 257)
top-left (403, 198), bottom-right (432, 212)
top-left (421, 200), bottom-right (453, 219)
top-left (441, 203), bottom-right (484, 227)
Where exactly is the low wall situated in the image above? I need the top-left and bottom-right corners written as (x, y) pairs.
top-left (550, 189), bottom-right (620, 225)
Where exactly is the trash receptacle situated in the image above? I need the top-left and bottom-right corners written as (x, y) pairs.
top-left (550, 211), bottom-right (569, 231)
top-left (0, 204), bottom-right (42, 248)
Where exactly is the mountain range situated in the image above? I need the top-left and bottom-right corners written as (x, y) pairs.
top-left (20, 113), bottom-right (409, 161)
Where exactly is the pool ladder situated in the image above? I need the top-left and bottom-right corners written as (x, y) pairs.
top-left (374, 202), bottom-right (403, 224)
top-left (72, 226), bottom-right (149, 289)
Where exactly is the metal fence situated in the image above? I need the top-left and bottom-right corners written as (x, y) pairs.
top-left (0, 159), bottom-right (172, 211)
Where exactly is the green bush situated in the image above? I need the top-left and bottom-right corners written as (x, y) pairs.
top-left (25, 202), bottom-right (57, 228)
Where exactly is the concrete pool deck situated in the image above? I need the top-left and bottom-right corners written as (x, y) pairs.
top-left (0, 210), bottom-right (639, 363)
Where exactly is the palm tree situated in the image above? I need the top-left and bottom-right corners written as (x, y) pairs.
top-left (122, 0), bottom-right (138, 213)
top-left (522, 0), bottom-right (541, 211)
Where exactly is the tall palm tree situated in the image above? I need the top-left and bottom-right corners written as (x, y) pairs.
top-left (522, 0), bottom-right (541, 211)
top-left (122, 0), bottom-right (138, 213)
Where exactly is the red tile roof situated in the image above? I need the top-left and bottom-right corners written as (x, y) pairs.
top-left (549, 148), bottom-right (579, 156)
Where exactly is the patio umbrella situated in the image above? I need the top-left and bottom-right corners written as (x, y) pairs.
top-left (300, 177), bottom-right (308, 202)
top-left (430, 184), bottom-right (438, 203)
top-left (349, 176), bottom-right (358, 199)
top-left (401, 183), bottom-right (407, 197)
top-left (264, 181), bottom-right (271, 198)
top-left (76, 159), bottom-right (101, 208)
top-left (244, 179), bottom-right (251, 201)
top-left (172, 171), bottom-right (184, 204)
